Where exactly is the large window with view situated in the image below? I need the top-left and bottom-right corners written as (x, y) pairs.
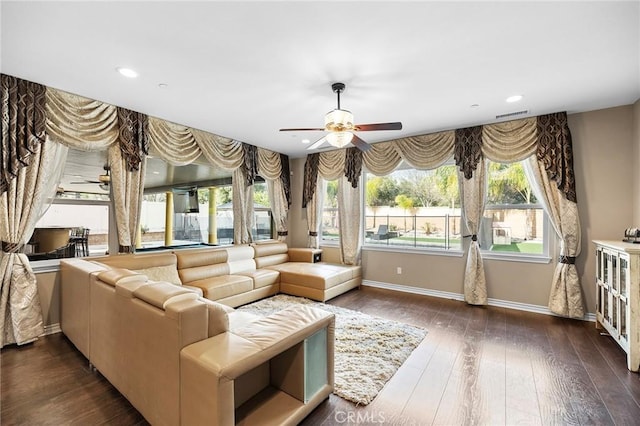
top-left (139, 180), bottom-right (272, 249)
top-left (363, 162), bottom-right (462, 251)
top-left (480, 161), bottom-right (548, 257)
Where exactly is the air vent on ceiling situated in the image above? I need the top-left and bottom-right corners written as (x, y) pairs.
top-left (495, 110), bottom-right (529, 120)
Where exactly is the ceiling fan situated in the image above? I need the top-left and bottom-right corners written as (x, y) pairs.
top-left (280, 82), bottom-right (402, 151)
top-left (69, 163), bottom-right (111, 191)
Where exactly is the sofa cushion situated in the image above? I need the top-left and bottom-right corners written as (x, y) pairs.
top-left (97, 268), bottom-right (148, 287)
top-left (179, 263), bottom-right (230, 285)
top-left (234, 269), bottom-right (280, 289)
top-left (133, 282), bottom-right (194, 309)
top-left (226, 245), bottom-right (255, 262)
top-left (252, 242), bottom-right (289, 269)
top-left (97, 253), bottom-right (177, 270)
top-left (132, 264), bottom-right (182, 286)
top-left (176, 249), bottom-right (227, 269)
top-left (267, 263), bottom-right (355, 290)
top-left (189, 275), bottom-right (253, 300)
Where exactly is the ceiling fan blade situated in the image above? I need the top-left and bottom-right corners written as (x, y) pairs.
top-left (280, 127), bottom-right (326, 132)
top-left (354, 122), bottom-right (403, 131)
top-left (350, 134), bottom-right (372, 152)
top-left (307, 137), bottom-right (328, 150)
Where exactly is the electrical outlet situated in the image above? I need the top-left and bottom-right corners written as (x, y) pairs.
top-left (396, 267), bottom-right (402, 275)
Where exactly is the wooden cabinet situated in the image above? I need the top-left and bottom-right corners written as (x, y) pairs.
top-left (594, 240), bottom-right (640, 371)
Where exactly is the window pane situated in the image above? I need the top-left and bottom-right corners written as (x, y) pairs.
top-left (482, 161), bottom-right (546, 255)
top-left (253, 181), bottom-right (272, 241)
top-left (321, 180), bottom-right (339, 242)
top-left (481, 207), bottom-right (544, 254)
top-left (364, 162), bottom-right (462, 251)
top-left (29, 200), bottom-right (109, 259)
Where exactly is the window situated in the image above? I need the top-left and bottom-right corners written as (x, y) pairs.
top-left (28, 194), bottom-right (111, 260)
top-left (481, 161), bottom-right (548, 258)
top-left (320, 180), bottom-right (339, 243)
top-left (252, 181), bottom-right (273, 241)
top-left (363, 162), bottom-right (462, 251)
top-left (139, 180), bottom-right (272, 249)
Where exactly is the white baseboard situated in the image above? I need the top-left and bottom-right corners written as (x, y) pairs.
top-left (42, 323), bottom-right (61, 336)
top-left (362, 280), bottom-right (596, 322)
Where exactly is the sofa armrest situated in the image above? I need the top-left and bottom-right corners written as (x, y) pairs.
top-left (180, 306), bottom-right (334, 426)
top-left (287, 248), bottom-right (322, 263)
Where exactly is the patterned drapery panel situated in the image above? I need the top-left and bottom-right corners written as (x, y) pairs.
top-left (117, 107), bottom-right (149, 171)
top-left (344, 147), bottom-right (362, 188)
top-left (1, 74), bottom-right (46, 196)
top-left (280, 153), bottom-right (291, 207)
top-left (454, 126), bottom-right (483, 179)
top-left (536, 112), bottom-right (577, 203)
top-left (302, 153), bottom-right (319, 208)
top-left (242, 143), bottom-right (258, 186)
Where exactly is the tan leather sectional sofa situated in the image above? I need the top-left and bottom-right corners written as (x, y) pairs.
top-left (59, 241), bottom-right (359, 425)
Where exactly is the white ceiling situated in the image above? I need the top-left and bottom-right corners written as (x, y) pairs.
top-left (2, 1), bottom-right (639, 166)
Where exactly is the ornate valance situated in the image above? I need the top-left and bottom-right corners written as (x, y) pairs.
top-left (304, 112), bottom-right (575, 204)
top-left (536, 112), bottom-right (577, 203)
top-left (344, 147), bottom-right (362, 188)
top-left (302, 153), bottom-right (319, 208)
top-left (1, 74), bottom-right (46, 195)
top-left (117, 107), bottom-right (149, 172)
top-left (454, 126), bottom-right (483, 180)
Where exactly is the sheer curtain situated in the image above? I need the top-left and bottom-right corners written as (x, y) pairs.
top-left (0, 140), bottom-right (67, 347)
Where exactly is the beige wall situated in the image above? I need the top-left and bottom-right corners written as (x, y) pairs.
top-left (36, 271), bottom-right (61, 327)
top-left (633, 99), bottom-right (640, 224)
top-left (289, 105), bottom-right (638, 314)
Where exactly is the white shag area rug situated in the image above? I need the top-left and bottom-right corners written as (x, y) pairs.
top-left (237, 294), bottom-right (427, 405)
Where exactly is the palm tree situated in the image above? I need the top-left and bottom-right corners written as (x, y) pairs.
top-left (394, 194), bottom-right (414, 233)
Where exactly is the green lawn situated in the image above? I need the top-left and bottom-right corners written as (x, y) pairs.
top-left (396, 236), bottom-right (461, 244)
top-left (490, 242), bottom-right (543, 254)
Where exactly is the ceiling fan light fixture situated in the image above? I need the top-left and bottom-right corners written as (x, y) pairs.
top-left (324, 109), bottom-right (353, 132)
top-left (326, 131), bottom-right (354, 148)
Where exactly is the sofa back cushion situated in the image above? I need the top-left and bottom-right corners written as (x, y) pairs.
top-left (95, 253), bottom-right (182, 285)
top-left (133, 282), bottom-right (197, 309)
top-left (252, 242), bottom-right (289, 269)
top-left (226, 245), bottom-right (256, 274)
top-left (176, 249), bottom-right (230, 285)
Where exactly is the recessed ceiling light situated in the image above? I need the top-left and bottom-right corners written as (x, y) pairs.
top-left (470, 104), bottom-right (480, 108)
top-left (116, 67), bottom-right (138, 78)
top-left (152, 171), bottom-right (160, 175)
top-left (302, 139), bottom-right (311, 144)
top-left (158, 83), bottom-right (168, 89)
top-left (506, 95), bottom-right (523, 103)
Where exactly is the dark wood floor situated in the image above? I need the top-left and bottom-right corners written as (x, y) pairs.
top-left (2, 287), bottom-right (640, 425)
